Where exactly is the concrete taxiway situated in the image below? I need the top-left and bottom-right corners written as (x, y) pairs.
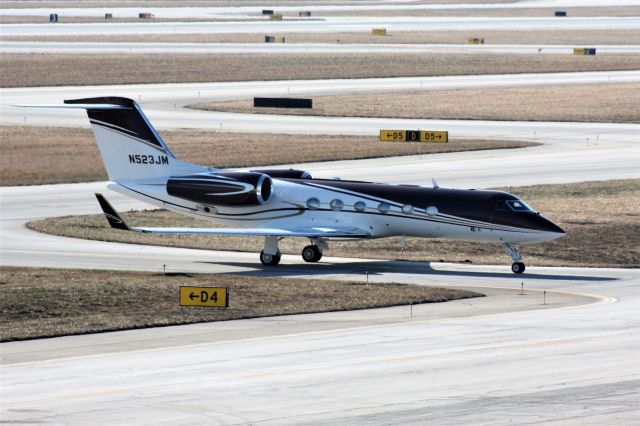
top-left (3, 41), bottom-right (640, 55)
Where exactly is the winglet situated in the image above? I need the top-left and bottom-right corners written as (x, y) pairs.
top-left (95, 193), bottom-right (131, 231)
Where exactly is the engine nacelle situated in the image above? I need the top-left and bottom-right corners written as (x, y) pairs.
top-left (167, 172), bottom-right (272, 206)
top-left (250, 168), bottom-right (312, 179)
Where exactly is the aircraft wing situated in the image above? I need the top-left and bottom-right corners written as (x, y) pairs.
top-left (133, 226), bottom-right (370, 238)
top-left (95, 194), bottom-right (370, 239)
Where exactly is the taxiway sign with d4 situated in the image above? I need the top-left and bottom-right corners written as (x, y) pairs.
top-left (180, 286), bottom-right (229, 307)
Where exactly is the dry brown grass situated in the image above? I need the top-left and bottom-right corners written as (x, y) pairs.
top-left (28, 180), bottom-right (640, 268)
top-left (0, 266), bottom-right (480, 341)
top-left (5, 29), bottom-right (640, 45)
top-left (0, 126), bottom-right (534, 186)
top-left (197, 83), bottom-right (640, 123)
top-left (3, 52), bottom-right (639, 88)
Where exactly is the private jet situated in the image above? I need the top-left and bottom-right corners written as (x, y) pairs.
top-left (40, 97), bottom-right (565, 273)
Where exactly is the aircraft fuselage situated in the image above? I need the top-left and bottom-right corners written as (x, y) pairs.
top-left (110, 175), bottom-right (564, 245)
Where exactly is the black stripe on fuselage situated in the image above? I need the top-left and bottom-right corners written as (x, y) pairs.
top-left (282, 178), bottom-right (553, 233)
top-left (213, 206), bottom-right (540, 234)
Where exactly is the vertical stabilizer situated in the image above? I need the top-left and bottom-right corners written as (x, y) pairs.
top-left (64, 97), bottom-right (206, 181)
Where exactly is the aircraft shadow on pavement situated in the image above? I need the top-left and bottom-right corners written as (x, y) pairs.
top-left (194, 259), bottom-right (616, 282)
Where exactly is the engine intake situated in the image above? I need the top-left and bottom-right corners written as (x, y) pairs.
top-left (167, 172), bottom-right (272, 206)
top-left (250, 168), bottom-right (312, 179)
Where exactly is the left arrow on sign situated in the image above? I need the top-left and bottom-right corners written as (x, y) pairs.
top-left (189, 292), bottom-right (197, 301)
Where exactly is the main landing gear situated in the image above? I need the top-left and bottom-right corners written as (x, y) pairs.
top-left (504, 242), bottom-right (526, 274)
top-left (259, 236), bottom-right (328, 266)
top-left (302, 245), bottom-right (322, 262)
top-left (302, 239), bottom-right (327, 263)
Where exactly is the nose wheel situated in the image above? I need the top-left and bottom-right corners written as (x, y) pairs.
top-left (511, 262), bottom-right (526, 274)
top-left (505, 243), bottom-right (526, 274)
top-left (302, 245), bottom-right (322, 263)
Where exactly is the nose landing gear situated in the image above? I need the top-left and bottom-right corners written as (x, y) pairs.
top-left (260, 236), bottom-right (281, 266)
top-left (260, 250), bottom-right (281, 266)
top-left (505, 243), bottom-right (526, 274)
top-left (511, 261), bottom-right (525, 274)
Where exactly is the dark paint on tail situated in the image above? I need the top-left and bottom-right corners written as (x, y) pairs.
top-left (95, 193), bottom-right (131, 231)
top-left (65, 97), bottom-right (167, 150)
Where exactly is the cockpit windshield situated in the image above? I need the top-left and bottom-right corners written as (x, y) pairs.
top-left (507, 200), bottom-right (533, 211)
top-left (495, 199), bottom-right (534, 212)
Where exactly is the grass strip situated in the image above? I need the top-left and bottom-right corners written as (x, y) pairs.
top-left (3, 52), bottom-right (640, 88)
top-left (195, 83), bottom-right (640, 124)
top-left (0, 267), bottom-right (480, 342)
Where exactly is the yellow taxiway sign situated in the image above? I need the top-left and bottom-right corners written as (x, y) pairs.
top-left (179, 286), bottom-right (229, 307)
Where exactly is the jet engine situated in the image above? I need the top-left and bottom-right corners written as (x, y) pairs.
top-left (167, 172), bottom-right (273, 206)
top-left (250, 168), bottom-right (312, 179)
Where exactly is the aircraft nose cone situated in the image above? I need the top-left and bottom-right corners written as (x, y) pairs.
top-left (539, 215), bottom-right (565, 236)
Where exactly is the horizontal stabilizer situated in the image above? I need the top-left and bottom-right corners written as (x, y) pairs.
top-left (13, 104), bottom-right (129, 110)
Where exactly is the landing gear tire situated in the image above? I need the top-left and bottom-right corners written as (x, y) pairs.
top-left (511, 262), bottom-right (525, 274)
top-left (260, 250), bottom-right (281, 266)
top-left (302, 245), bottom-right (322, 263)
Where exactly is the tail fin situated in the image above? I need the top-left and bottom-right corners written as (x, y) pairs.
top-left (64, 97), bottom-right (205, 181)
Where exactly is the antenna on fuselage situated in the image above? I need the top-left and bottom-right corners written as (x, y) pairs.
top-left (432, 178), bottom-right (440, 189)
